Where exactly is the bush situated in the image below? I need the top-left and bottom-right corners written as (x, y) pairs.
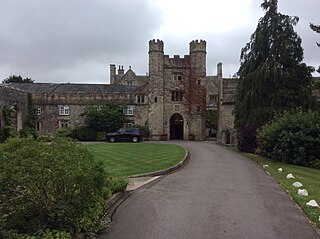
top-left (1, 125), bottom-right (17, 142)
top-left (236, 124), bottom-right (259, 153)
top-left (37, 134), bottom-right (54, 142)
top-left (132, 123), bottom-right (151, 139)
top-left (0, 137), bottom-right (108, 236)
top-left (106, 177), bottom-right (128, 194)
top-left (70, 126), bottom-right (97, 141)
top-left (258, 110), bottom-right (320, 168)
top-left (56, 127), bottom-right (71, 138)
top-left (96, 132), bottom-right (107, 141)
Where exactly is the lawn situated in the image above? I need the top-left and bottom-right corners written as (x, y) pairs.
top-left (241, 152), bottom-right (320, 228)
top-left (86, 143), bottom-right (186, 177)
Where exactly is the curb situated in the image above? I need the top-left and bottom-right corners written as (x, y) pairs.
top-left (128, 148), bottom-right (190, 178)
top-left (105, 148), bottom-right (190, 218)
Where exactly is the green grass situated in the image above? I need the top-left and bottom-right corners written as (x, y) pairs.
top-left (86, 143), bottom-right (186, 177)
top-left (241, 152), bottom-right (320, 228)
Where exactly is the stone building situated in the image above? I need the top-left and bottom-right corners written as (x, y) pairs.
top-left (0, 85), bottom-right (28, 132)
top-left (2, 39), bottom-right (218, 141)
top-left (4, 39), bottom-right (317, 143)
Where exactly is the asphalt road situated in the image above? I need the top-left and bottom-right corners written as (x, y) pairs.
top-left (101, 141), bottom-right (320, 239)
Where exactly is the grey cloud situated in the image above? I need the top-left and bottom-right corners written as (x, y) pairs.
top-left (1, 0), bottom-right (319, 83)
top-left (0, 0), bottom-right (162, 82)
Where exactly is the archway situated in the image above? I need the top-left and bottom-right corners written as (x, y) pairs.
top-left (170, 113), bottom-right (184, 140)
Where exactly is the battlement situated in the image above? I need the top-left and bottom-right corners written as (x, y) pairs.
top-left (149, 39), bottom-right (164, 53)
top-left (189, 39), bottom-right (206, 53)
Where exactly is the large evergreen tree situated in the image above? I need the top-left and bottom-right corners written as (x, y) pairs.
top-left (234, 0), bottom-right (314, 130)
top-left (310, 23), bottom-right (320, 73)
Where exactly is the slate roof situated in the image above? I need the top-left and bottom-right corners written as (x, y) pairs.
top-left (6, 83), bottom-right (138, 95)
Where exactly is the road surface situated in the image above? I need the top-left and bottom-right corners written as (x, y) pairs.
top-left (101, 141), bottom-right (319, 239)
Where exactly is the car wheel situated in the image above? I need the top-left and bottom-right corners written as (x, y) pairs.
top-left (109, 137), bottom-right (116, 143)
top-left (132, 136), bottom-right (139, 143)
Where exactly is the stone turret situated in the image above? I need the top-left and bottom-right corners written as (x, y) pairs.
top-left (189, 39), bottom-right (206, 54)
top-left (189, 40), bottom-right (207, 140)
top-left (148, 39), bottom-right (165, 139)
top-left (149, 39), bottom-right (164, 53)
top-left (189, 40), bottom-right (206, 77)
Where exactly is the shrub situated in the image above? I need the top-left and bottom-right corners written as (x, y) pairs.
top-left (258, 110), bottom-right (320, 168)
top-left (0, 137), bottom-right (108, 236)
top-left (37, 134), bottom-right (54, 142)
top-left (70, 126), bottom-right (97, 141)
top-left (106, 177), bottom-right (128, 194)
top-left (132, 123), bottom-right (151, 139)
top-left (236, 124), bottom-right (259, 153)
top-left (56, 127), bottom-right (72, 138)
top-left (1, 125), bottom-right (17, 142)
top-left (96, 132), bottom-right (107, 141)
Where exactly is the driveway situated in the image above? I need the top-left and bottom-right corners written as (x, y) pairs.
top-left (100, 141), bottom-right (320, 239)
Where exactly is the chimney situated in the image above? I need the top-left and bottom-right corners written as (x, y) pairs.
top-left (217, 63), bottom-right (223, 78)
top-left (110, 64), bottom-right (116, 84)
top-left (118, 65), bottom-right (125, 76)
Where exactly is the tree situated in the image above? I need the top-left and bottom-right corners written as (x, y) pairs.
top-left (81, 102), bottom-right (126, 133)
top-left (20, 93), bottom-right (37, 138)
top-left (234, 0), bottom-right (315, 151)
top-left (310, 23), bottom-right (320, 73)
top-left (2, 75), bottom-right (34, 83)
top-left (206, 109), bottom-right (218, 130)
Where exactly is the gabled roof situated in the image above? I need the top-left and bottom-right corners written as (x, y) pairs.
top-left (6, 83), bottom-right (138, 95)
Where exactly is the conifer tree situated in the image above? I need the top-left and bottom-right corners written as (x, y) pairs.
top-left (310, 23), bottom-right (320, 73)
top-left (234, 0), bottom-right (314, 131)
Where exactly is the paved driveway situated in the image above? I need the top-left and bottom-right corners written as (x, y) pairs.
top-left (100, 141), bottom-right (320, 239)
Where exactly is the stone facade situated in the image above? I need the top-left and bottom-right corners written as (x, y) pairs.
top-left (146, 39), bottom-right (207, 140)
top-left (2, 39), bottom-right (318, 143)
top-left (217, 77), bottom-right (238, 144)
top-left (0, 85), bottom-right (28, 132)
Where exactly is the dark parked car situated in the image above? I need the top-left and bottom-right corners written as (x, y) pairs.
top-left (107, 127), bottom-right (141, 143)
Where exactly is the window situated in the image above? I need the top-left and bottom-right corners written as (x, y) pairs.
top-left (36, 106), bottom-right (42, 116)
top-left (171, 91), bottom-right (183, 101)
top-left (173, 74), bottom-right (182, 81)
top-left (59, 120), bottom-right (70, 128)
top-left (209, 94), bottom-right (218, 103)
top-left (36, 121), bottom-right (41, 131)
top-left (59, 106), bottom-right (69, 116)
top-left (123, 106), bottom-right (134, 116)
top-left (136, 95), bottom-right (145, 104)
top-left (154, 97), bottom-right (158, 103)
top-left (124, 122), bottom-right (133, 127)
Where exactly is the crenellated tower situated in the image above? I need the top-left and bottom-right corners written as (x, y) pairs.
top-left (148, 39), bottom-right (165, 139)
top-left (189, 40), bottom-right (206, 79)
top-left (188, 40), bottom-right (207, 140)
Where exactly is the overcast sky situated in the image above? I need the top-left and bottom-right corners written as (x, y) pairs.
top-left (0, 0), bottom-right (319, 84)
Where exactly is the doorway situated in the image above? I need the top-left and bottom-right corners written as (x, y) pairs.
top-left (170, 113), bottom-right (184, 140)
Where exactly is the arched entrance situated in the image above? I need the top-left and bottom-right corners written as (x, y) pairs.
top-left (170, 113), bottom-right (184, 140)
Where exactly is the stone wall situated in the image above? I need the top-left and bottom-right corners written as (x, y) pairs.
top-left (217, 78), bottom-right (238, 144)
top-left (0, 85), bottom-right (28, 131)
top-left (33, 92), bottom-right (134, 135)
